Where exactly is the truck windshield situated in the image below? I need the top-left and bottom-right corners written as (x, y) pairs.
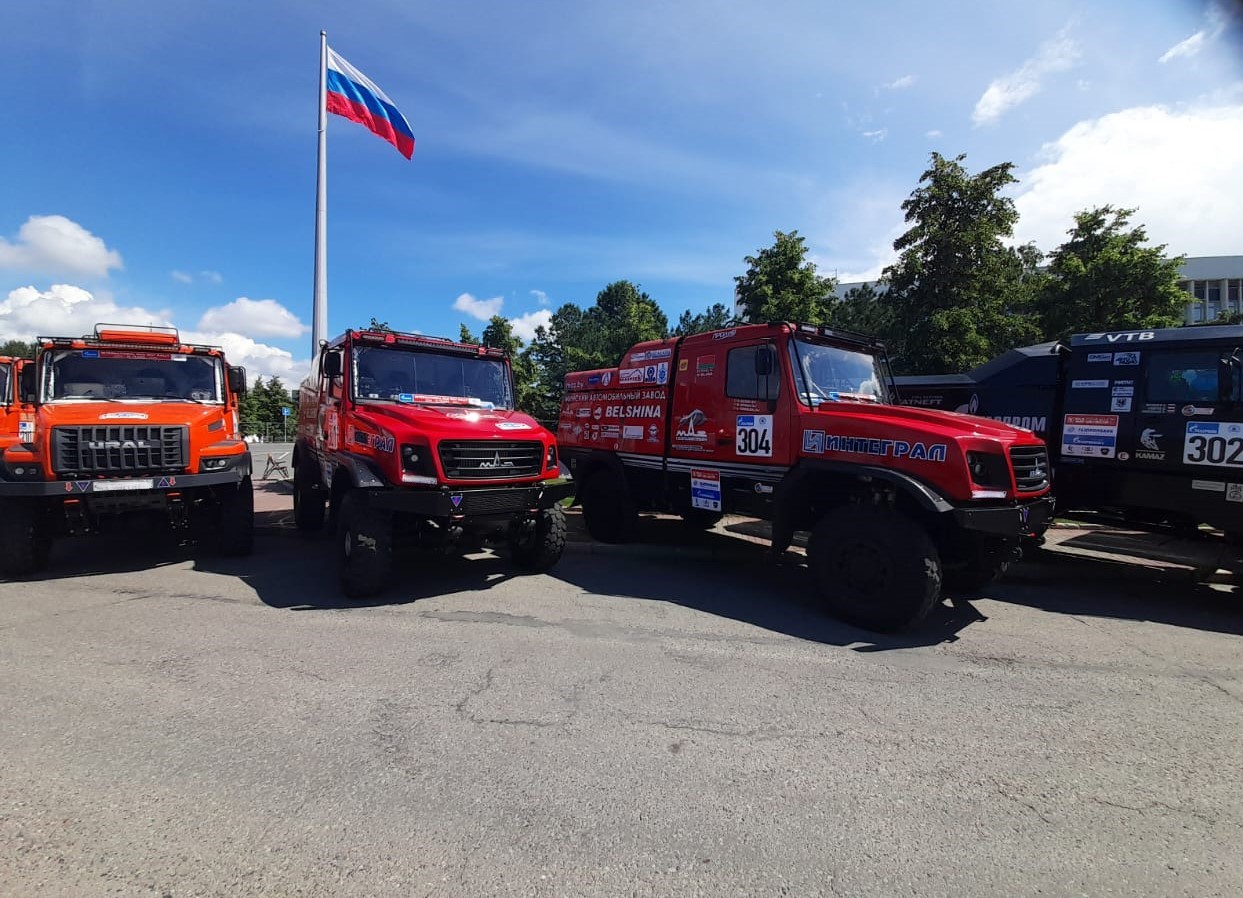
top-left (41, 350), bottom-right (225, 403)
top-left (788, 337), bottom-right (887, 406)
top-left (352, 346), bottom-right (514, 410)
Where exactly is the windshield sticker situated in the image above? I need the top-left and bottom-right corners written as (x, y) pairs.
top-left (821, 435), bottom-right (947, 461)
top-left (99, 351), bottom-right (173, 360)
top-left (1062, 414), bottom-right (1119, 458)
top-left (1113, 351), bottom-right (1140, 366)
top-left (690, 469), bottom-right (722, 511)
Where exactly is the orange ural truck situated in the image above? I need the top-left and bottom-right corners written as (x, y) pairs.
top-left (294, 327), bottom-right (571, 598)
top-left (0, 325), bottom-right (254, 575)
top-left (0, 356), bottom-right (36, 454)
top-left (558, 322), bottom-right (1055, 631)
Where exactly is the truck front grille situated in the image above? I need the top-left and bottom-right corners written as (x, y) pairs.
top-left (438, 441), bottom-right (543, 479)
top-left (52, 425), bottom-right (188, 476)
top-left (1009, 445), bottom-right (1050, 492)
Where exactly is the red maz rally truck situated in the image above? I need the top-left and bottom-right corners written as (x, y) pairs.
top-left (558, 322), bottom-right (1054, 631)
top-left (294, 327), bottom-right (571, 598)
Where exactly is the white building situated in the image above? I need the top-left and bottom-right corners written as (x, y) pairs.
top-left (1179, 256), bottom-right (1243, 323)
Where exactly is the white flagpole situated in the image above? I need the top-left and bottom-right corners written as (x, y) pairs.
top-left (311, 30), bottom-right (328, 359)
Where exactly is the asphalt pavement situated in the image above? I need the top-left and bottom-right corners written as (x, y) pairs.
top-left (0, 483), bottom-right (1240, 897)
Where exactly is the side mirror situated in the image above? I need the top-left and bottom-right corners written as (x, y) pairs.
top-left (228, 366), bottom-right (248, 396)
top-left (322, 351), bottom-right (342, 378)
top-left (754, 345), bottom-right (774, 376)
top-left (20, 365), bottom-right (36, 404)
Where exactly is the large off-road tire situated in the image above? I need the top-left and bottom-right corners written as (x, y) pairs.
top-left (218, 478), bottom-right (255, 556)
top-left (807, 507), bottom-right (941, 632)
top-left (0, 499), bottom-right (52, 577)
top-left (579, 468), bottom-right (637, 544)
top-left (509, 505), bottom-right (568, 572)
top-left (943, 537), bottom-right (1011, 594)
top-left (293, 459), bottom-right (326, 532)
top-left (337, 490), bottom-right (393, 599)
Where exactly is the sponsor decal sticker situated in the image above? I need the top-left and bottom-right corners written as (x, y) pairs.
top-left (601, 371), bottom-right (612, 386)
top-left (803, 429), bottom-right (825, 454)
top-left (647, 348), bottom-right (673, 360)
top-left (821, 435), bottom-right (947, 462)
top-left (712, 329), bottom-right (737, 341)
top-left (1071, 379), bottom-right (1110, 389)
top-left (1117, 451), bottom-right (1130, 461)
top-left (1087, 353), bottom-right (1112, 363)
top-left (695, 355), bottom-right (716, 377)
top-left (676, 408), bottom-right (709, 442)
top-left (1192, 480), bottom-right (1226, 492)
top-left (1083, 331), bottom-right (1155, 343)
top-left (736, 415), bottom-right (773, 457)
top-left (100, 412), bottom-right (149, 420)
top-left (496, 421), bottom-right (531, 430)
top-left (1062, 413), bottom-right (1119, 459)
top-left (1183, 421), bottom-right (1243, 467)
top-left (690, 468), bottom-right (722, 511)
top-left (1111, 396), bottom-right (1133, 413)
top-left (1113, 351), bottom-right (1140, 366)
top-left (622, 425), bottom-right (644, 440)
top-left (754, 482), bottom-right (774, 494)
top-left (678, 358), bottom-right (688, 371)
top-left (1228, 483), bottom-right (1243, 503)
top-left (1182, 405), bottom-right (1214, 417)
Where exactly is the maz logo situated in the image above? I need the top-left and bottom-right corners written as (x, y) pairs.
top-left (478, 452), bottom-right (513, 469)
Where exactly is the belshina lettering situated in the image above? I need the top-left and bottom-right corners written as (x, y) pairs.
top-left (823, 435), bottom-right (947, 461)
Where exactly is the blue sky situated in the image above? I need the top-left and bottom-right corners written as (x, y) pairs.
top-left (1, 0), bottom-right (1240, 383)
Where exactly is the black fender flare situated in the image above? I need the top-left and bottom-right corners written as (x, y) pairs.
top-left (776, 458), bottom-right (954, 516)
top-left (331, 451), bottom-right (388, 491)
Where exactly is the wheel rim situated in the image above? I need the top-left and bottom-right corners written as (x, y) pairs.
top-left (343, 528), bottom-right (352, 561)
top-left (830, 538), bottom-right (891, 596)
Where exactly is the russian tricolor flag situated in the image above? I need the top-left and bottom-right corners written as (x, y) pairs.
top-left (326, 47), bottom-right (415, 159)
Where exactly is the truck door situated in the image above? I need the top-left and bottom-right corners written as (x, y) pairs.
top-left (1131, 343), bottom-right (1243, 480)
top-left (669, 336), bottom-right (792, 479)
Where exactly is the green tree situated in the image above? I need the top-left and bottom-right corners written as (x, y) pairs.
top-left (883, 152), bottom-right (1042, 374)
top-left (824, 283), bottom-right (898, 343)
top-left (1038, 205), bottom-right (1187, 340)
top-left (368, 316), bottom-right (393, 332)
top-left (672, 302), bottom-right (735, 337)
top-left (525, 281), bottom-right (669, 421)
top-left (0, 339), bottom-right (37, 358)
top-left (734, 230), bottom-right (836, 324)
top-left (239, 376), bottom-right (294, 439)
top-left (458, 324), bottom-right (479, 344)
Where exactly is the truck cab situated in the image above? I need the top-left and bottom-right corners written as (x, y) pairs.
top-left (559, 322), bottom-right (1053, 631)
top-left (294, 327), bottom-right (571, 598)
top-left (895, 325), bottom-right (1243, 536)
top-left (0, 324), bottom-right (253, 576)
top-left (0, 356), bottom-right (36, 456)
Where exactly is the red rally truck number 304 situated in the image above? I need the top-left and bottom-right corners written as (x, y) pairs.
top-left (558, 322), bottom-right (1054, 632)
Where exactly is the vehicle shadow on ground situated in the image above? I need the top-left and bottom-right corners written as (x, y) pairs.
top-left (993, 548), bottom-right (1243, 637)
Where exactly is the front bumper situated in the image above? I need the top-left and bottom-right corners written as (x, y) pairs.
top-left (952, 495), bottom-right (1055, 537)
top-left (0, 467), bottom-right (250, 498)
top-left (369, 478), bottom-right (574, 518)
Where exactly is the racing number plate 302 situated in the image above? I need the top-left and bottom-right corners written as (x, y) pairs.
top-left (1183, 421), bottom-right (1243, 467)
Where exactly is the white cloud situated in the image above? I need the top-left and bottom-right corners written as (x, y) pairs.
top-left (197, 297), bottom-right (308, 339)
top-left (882, 75), bottom-right (916, 90)
top-left (925, 129), bottom-right (943, 138)
top-left (171, 270), bottom-right (193, 284)
top-left (530, 289), bottom-right (550, 306)
top-left (0, 284), bottom-right (169, 343)
top-left (861, 128), bottom-right (888, 142)
top-left (0, 215), bottom-right (123, 279)
top-left (1013, 103), bottom-right (1243, 256)
top-left (972, 32), bottom-right (1080, 125)
top-left (510, 309), bottom-right (553, 343)
top-left (200, 270), bottom-right (223, 284)
top-left (182, 330), bottom-right (312, 386)
top-left (1160, 1), bottom-right (1236, 63)
top-left (453, 292), bottom-right (504, 321)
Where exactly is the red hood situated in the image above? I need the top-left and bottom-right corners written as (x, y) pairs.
top-left (808, 400), bottom-right (1041, 445)
top-left (39, 400), bottom-right (232, 430)
top-left (352, 402), bottom-right (551, 441)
